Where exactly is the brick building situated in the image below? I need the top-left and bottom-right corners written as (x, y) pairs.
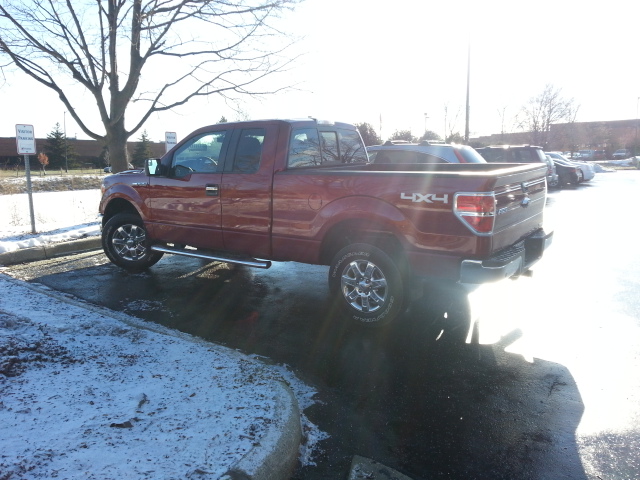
top-left (470, 118), bottom-right (640, 156)
top-left (0, 137), bottom-right (166, 170)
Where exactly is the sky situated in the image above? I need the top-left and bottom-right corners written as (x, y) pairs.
top-left (1, 0), bottom-right (639, 145)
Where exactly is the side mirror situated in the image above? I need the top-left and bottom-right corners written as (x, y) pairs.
top-left (146, 158), bottom-right (161, 176)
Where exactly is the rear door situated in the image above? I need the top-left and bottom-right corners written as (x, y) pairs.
top-left (220, 124), bottom-right (279, 258)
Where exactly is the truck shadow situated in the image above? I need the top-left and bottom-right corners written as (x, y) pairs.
top-left (23, 255), bottom-right (587, 480)
top-left (292, 282), bottom-right (587, 480)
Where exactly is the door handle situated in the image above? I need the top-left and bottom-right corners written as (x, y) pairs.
top-left (205, 184), bottom-right (219, 196)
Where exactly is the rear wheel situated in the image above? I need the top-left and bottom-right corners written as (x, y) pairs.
top-left (102, 213), bottom-right (163, 271)
top-left (328, 243), bottom-right (407, 328)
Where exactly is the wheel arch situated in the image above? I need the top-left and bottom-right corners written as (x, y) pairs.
top-left (319, 218), bottom-right (407, 268)
top-left (102, 198), bottom-right (142, 228)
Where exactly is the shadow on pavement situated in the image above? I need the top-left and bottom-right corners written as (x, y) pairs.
top-left (17, 255), bottom-right (587, 480)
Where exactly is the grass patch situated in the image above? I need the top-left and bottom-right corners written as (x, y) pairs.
top-left (0, 174), bottom-right (104, 195)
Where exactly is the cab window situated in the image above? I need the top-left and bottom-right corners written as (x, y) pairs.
top-left (288, 128), bottom-right (367, 168)
top-left (288, 128), bottom-right (322, 168)
top-left (232, 129), bottom-right (265, 173)
top-left (172, 131), bottom-right (227, 173)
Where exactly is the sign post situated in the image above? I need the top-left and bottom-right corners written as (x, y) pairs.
top-left (165, 132), bottom-right (177, 153)
top-left (16, 124), bottom-right (37, 234)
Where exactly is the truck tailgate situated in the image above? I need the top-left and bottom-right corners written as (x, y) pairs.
top-left (489, 163), bottom-right (547, 253)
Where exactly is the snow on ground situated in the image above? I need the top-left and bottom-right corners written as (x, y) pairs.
top-left (0, 276), bottom-right (325, 479)
top-left (0, 189), bottom-right (100, 253)
top-left (0, 186), bottom-right (327, 478)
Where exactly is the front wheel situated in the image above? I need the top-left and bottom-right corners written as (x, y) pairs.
top-left (328, 243), bottom-right (407, 328)
top-left (102, 213), bottom-right (163, 272)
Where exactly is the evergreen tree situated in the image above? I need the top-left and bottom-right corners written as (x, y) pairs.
top-left (44, 123), bottom-right (74, 171)
top-left (356, 123), bottom-right (382, 146)
top-left (131, 130), bottom-right (153, 167)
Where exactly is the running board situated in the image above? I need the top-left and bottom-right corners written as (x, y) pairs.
top-left (151, 245), bottom-right (272, 269)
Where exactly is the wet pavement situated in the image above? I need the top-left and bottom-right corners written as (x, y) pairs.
top-left (5, 171), bottom-right (640, 479)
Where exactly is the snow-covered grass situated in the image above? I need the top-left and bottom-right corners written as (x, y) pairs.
top-left (0, 188), bottom-right (100, 254)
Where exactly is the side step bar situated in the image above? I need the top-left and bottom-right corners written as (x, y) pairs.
top-left (151, 245), bottom-right (272, 269)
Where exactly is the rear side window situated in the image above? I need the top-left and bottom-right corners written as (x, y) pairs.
top-left (335, 129), bottom-right (367, 164)
top-left (456, 146), bottom-right (487, 163)
top-left (371, 150), bottom-right (444, 164)
top-left (288, 128), bottom-right (367, 168)
top-left (288, 128), bottom-right (322, 168)
top-left (512, 149), bottom-right (539, 163)
top-left (231, 128), bottom-right (265, 173)
top-left (477, 149), bottom-right (507, 162)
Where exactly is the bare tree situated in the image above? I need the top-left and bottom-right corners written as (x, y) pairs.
top-left (444, 104), bottom-right (461, 143)
top-left (516, 84), bottom-right (578, 147)
top-left (0, 0), bottom-right (300, 172)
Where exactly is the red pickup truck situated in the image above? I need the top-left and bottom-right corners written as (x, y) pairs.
top-left (99, 119), bottom-right (552, 327)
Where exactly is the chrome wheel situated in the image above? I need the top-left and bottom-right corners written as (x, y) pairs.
top-left (340, 259), bottom-right (388, 313)
top-left (111, 223), bottom-right (147, 261)
top-left (102, 213), bottom-right (163, 271)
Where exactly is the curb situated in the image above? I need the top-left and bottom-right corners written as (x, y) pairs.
top-left (223, 381), bottom-right (302, 480)
top-left (0, 236), bottom-right (101, 265)
top-left (0, 274), bottom-right (303, 480)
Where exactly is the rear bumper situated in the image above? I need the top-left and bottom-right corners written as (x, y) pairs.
top-left (460, 228), bottom-right (553, 284)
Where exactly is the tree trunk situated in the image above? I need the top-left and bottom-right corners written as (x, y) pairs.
top-left (106, 119), bottom-right (130, 173)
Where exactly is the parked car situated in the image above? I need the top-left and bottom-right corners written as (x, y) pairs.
top-left (545, 151), bottom-right (596, 182)
top-left (593, 150), bottom-right (607, 160)
top-left (549, 157), bottom-right (581, 186)
top-left (577, 149), bottom-right (595, 160)
top-left (367, 141), bottom-right (487, 164)
top-left (104, 163), bottom-right (135, 173)
top-left (612, 149), bottom-right (632, 160)
top-left (475, 145), bottom-right (559, 188)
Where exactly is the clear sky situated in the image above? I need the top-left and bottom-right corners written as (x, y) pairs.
top-left (1, 0), bottom-right (638, 145)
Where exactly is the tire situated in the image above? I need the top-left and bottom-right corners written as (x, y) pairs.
top-left (328, 243), bottom-right (407, 328)
top-left (548, 177), bottom-right (559, 188)
top-left (102, 213), bottom-right (163, 271)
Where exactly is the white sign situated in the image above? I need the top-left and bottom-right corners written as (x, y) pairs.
top-left (165, 132), bottom-right (177, 153)
top-left (16, 124), bottom-right (36, 155)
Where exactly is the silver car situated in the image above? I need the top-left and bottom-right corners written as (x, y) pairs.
top-left (545, 151), bottom-right (595, 182)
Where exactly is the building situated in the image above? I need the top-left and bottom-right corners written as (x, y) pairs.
top-left (0, 137), bottom-right (166, 170)
top-left (470, 119), bottom-right (640, 156)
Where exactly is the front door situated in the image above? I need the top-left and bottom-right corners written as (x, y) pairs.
top-left (148, 129), bottom-right (229, 250)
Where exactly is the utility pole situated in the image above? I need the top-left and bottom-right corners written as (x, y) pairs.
top-left (464, 41), bottom-right (471, 143)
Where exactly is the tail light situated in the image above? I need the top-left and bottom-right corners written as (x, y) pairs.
top-left (454, 193), bottom-right (496, 235)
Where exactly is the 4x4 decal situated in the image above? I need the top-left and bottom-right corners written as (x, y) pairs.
top-left (401, 193), bottom-right (449, 204)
